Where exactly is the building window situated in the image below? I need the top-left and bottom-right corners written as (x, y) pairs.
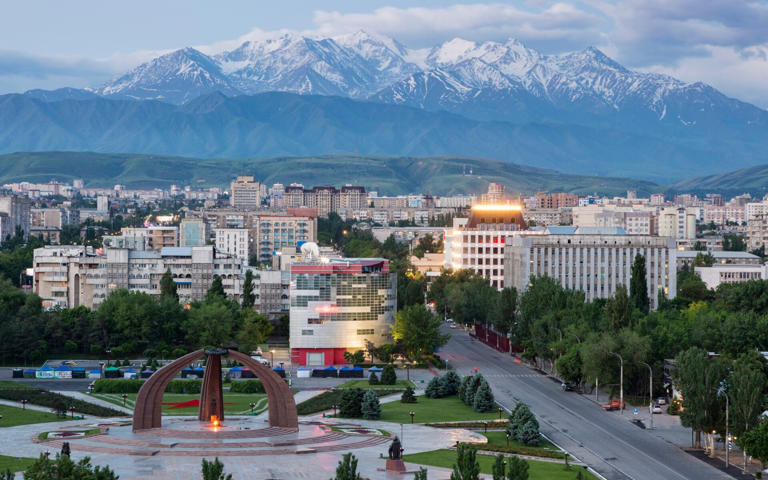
top-left (356, 329), bottom-right (374, 335)
top-left (301, 329), bottom-right (314, 335)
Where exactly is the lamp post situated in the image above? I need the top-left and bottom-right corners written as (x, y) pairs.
top-left (406, 362), bottom-right (411, 382)
top-left (409, 411), bottom-right (415, 424)
top-left (69, 406), bottom-right (75, 419)
top-left (122, 393), bottom-right (128, 407)
top-left (506, 432), bottom-right (510, 447)
top-left (332, 404), bottom-right (337, 416)
top-left (498, 407), bottom-right (503, 420)
top-left (270, 350), bottom-right (275, 368)
top-left (249, 402), bottom-right (256, 415)
top-left (640, 361), bottom-right (653, 430)
top-left (609, 352), bottom-right (624, 414)
top-left (21, 399), bottom-right (27, 411)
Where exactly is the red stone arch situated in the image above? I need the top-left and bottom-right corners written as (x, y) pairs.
top-left (133, 349), bottom-right (205, 431)
top-left (132, 349), bottom-right (298, 431)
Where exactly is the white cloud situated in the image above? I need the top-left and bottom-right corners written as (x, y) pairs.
top-left (311, 3), bottom-right (607, 51)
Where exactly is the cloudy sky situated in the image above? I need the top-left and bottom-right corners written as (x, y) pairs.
top-left (2, 0), bottom-right (767, 108)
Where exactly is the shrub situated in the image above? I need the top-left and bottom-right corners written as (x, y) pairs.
top-left (472, 380), bottom-right (495, 413)
top-left (507, 456), bottom-right (530, 480)
top-left (229, 380), bottom-right (264, 393)
top-left (333, 452), bottom-right (362, 480)
top-left (165, 379), bottom-right (202, 394)
top-left (339, 388), bottom-right (365, 418)
top-left (0, 386), bottom-right (123, 417)
top-left (401, 386), bottom-right (417, 403)
top-left (425, 377), bottom-right (442, 398)
top-left (519, 419), bottom-right (541, 446)
top-left (202, 457), bottom-right (232, 480)
top-left (172, 347), bottom-right (187, 358)
top-left (64, 340), bottom-right (78, 354)
top-left (296, 389), bottom-right (401, 415)
top-left (381, 364), bottom-right (397, 385)
top-left (361, 389), bottom-right (381, 420)
top-left (90, 344), bottom-right (103, 355)
top-left (369, 371), bottom-right (379, 385)
top-left (92, 379), bottom-right (145, 393)
top-left (440, 370), bottom-right (461, 396)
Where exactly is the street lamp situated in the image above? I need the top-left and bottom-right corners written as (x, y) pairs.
top-left (609, 352), bottom-right (624, 414)
top-left (69, 406), bottom-right (76, 419)
top-left (249, 402), bottom-right (256, 415)
top-left (498, 407), bottom-right (503, 420)
top-left (506, 432), bottom-right (510, 447)
top-left (640, 361), bottom-right (653, 430)
top-left (122, 393), bottom-right (128, 407)
top-left (270, 350), bottom-right (275, 367)
top-left (409, 411), bottom-right (415, 424)
top-left (332, 404), bottom-right (337, 416)
top-left (21, 399), bottom-right (27, 411)
top-left (406, 362), bottom-right (411, 382)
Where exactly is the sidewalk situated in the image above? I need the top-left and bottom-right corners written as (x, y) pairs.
top-left (52, 391), bottom-right (132, 415)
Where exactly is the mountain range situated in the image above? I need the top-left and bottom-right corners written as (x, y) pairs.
top-left (1, 31), bottom-right (766, 183)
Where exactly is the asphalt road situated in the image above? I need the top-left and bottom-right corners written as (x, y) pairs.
top-left (441, 327), bottom-right (731, 480)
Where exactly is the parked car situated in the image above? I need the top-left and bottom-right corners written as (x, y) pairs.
top-left (601, 399), bottom-right (626, 411)
top-left (652, 404), bottom-right (663, 414)
top-left (656, 397), bottom-right (667, 405)
top-left (250, 355), bottom-right (270, 366)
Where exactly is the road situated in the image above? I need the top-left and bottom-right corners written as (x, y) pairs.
top-left (441, 327), bottom-right (731, 480)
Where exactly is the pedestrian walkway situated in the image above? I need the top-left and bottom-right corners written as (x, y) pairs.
top-left (0, 398), bottom-right (56, 414)
top-left (53, 391), bottom-right (132, 415)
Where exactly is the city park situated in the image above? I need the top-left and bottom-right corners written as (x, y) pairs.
top-left (0, 342), bottom-right (597, 480)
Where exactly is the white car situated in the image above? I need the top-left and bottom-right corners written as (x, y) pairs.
top-left (656, 397), bottom-right (667, 405)
top-left (250, 356), bottom-right (270, 366)
top-left (652, 404), bottom-right (663, 414)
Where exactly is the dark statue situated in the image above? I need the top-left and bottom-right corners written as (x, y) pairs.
top-left (388, 436), bottom-right (402, 460)
top-left (61, 441), bottom-right (71, 456)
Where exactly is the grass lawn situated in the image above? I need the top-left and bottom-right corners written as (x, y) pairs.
top-left (336, 379), bottom-right (415, 390)
top-left (402, 449), bottom-right (598, 480)
top-left (482, 430), bottom-right (558, 451)
top-left (379, 396), bottom-right (499, 424)
top-left (90, 393), bottom-right (268, 416)
top-left (0, 404), bottom-right (64, 427)
top-left (0, 381), bottom-right (35, 389)
top-left (0, 454), bottom-right (36, 473)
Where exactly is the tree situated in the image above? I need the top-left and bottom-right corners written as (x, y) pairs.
top-left (507, 403), bottom-right (534, 441)
top-left (605, 285), bottom-right (632, 330)
top-left (414, 467), bottom-right (428, 480)
top-left (723, 234), bottom-right (747, 252)
top-left (344, 350), bottom-right (365, 365)
top-left (235, 310), bottom-right (272, 354)
top-left (472, 379), bottom-right (495, 413)
top-left (519, 419), bottom-right (541, 446)
top-left (630, 254), bottom-right (649, 314)
top-left (737, 419), bottom-right (768, 471)
top-left (331, 453), bottom-right (362, 480)
top-left (381, 364), bottom-right (397, 385)
top-left (555, 347), bottom-right (582, 385)
top-left (692, 252), bottom-right (715, 268)
top-left (339, 388), bottom-right (364, 417)
top-left (674, 347), bottom-right (727, 448)
top-left (440, 370), bottom-right (461, 396)
top-left (186, 301), bottom-right (235, 348)
top-left (241, 270), bottom-right (255, 309)
top-left (450, 444), bottom-right (480, 480)
top-left (361, 389), bottom-right (382, 420)
top-left (458, 375), bottom-right (472, 403)
top-left (729, 351), bottom-right (767, 438)
top-left (24, 453), bottom-right (118, 480)
top-left (392, 304), bottom-right (449, 360)
top-left (506, 456), bottom-right (530, 480)
top-left (425, 377), bottom-right (442, 398)
top-left (493, 287), bottom-right (517, 335)
top-left (160, 268), bottom-right (178, 301)
top-left (201, 457), bottom-right (233, 480)
top-left (492, 454), bottom-right (506, 480)
top-left (401, 386), bottom-right (417, 403)
top-left (205, 277), bottom-right (226, 302)
top-left (369, 371), bottom-right (379, 385)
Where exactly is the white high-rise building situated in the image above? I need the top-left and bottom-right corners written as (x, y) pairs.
top-left (657, 207), bottom-right (696, 240)
top-left (215, 228), bottom-right (250, 264)
top-left (504, 227), bottom-right (676, 310)
top-left (230, 175), bottom-right (261, 209)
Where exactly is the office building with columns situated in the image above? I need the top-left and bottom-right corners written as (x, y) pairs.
top-left (504, 226), bottom-right (676, 310)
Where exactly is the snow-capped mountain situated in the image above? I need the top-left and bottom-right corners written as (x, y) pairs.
top-left (95, 31), bottom-right (767, 133)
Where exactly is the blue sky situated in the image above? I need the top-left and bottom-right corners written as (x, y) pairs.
top-left (2, 0), bottom-right (767, 108)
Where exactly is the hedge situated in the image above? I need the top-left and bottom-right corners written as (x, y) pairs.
top-left (460, 441), bottom-right (565, 460)
top-left (425, 420), bottom-right (508, 429)
top-left (296, 389), bottom-right (402, 415)
top-left (92, 379), bottom-right (202, 394)
top-left (0, 387), bottom-right (125, 417)
top-left (229, 380), bottom-right (265, 393)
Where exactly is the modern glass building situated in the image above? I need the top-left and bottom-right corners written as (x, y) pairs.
top-left (289, 258), bottom-right (396, 366)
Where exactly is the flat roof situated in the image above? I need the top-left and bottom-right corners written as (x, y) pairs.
top-left (677, 251), bottom-right (759, 259)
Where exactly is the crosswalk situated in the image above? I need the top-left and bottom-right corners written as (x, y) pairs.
top-left (455, 372), bottom-right (542, 378)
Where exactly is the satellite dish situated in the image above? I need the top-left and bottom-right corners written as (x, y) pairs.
top-left (300, 242), bottom-right (320, 259)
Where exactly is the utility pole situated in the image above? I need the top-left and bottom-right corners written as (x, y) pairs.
top-left (610, 352), bottom-right (624, 414)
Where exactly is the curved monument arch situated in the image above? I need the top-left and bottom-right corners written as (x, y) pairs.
top-left (132, 349), bottom-right (298, 431)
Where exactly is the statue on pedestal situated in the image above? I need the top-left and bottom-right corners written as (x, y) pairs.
top-left (388, 436), bottom-right (402, 460)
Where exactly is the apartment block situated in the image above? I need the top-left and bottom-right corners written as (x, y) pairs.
top-left (215, 228), bottom-right (250, 263)
top-left (0, 194), bottom-right (31, 239)
top-left (504, 227), bottom-right (676, 310)
top-left (230, 175), bottom-right (261, 209)
top-left (32, 246), bottom-right (101, 309)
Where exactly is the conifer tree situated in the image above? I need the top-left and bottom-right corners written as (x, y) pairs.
top-left (381, 364), bottom-right (397, 385)
top-left (401, 386), bottom-right (417, 403)
top-left (450, 444), bottom-right (480, 480)
top-left (472, 379), bottom-right (495, 413)
top-left (361, 389), bottom-right (381, 420)
top-left (425, 376), bottom-right (442, 398)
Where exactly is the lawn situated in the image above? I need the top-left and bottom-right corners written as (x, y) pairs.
top-left (0, 455), bottom-right (36, 473)
top-left (0, 381), bottom-right (35, 389)
top-left (379, 395), bottom-right (499, 424)
top-left (402, 449), bottom-right (598, 480)
top-left (0, 404), bottom-right (64, 427)
top-left (336, 380), bottom-right (415, 390)
top-left (90, 393), bottom-right (268, 416)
